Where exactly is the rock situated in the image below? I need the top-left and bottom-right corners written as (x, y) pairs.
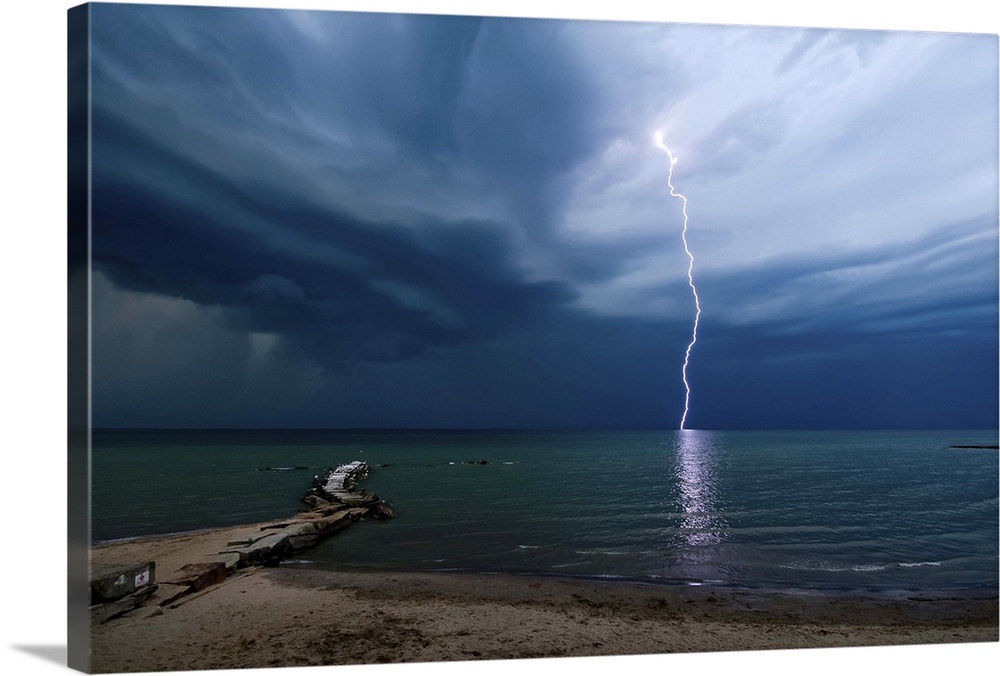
top-left (301, 494), bottom-right (333, 510)
top-left (371, 502), bottom-right (396, 519)
top-left (202, 552), bottom-right (242, 573)
top-left (309, 511), bottom-right (354, 535)
top-left (90, 562), bottom-right (156, 603)
top-left (320, 461), bottom-right (369, 495)
top-left (287, 533), bottom-right (319, 552)
top-left (328, 491), bottom-right (376, 507)
top-left (283, 521), bottom-right (318, 536)
top-left (275, 522), bottom-right (320, 552)
top-left (254, 532), bottom-right (293, 564)
top-left (167, 562), bottom-right (227, 592)
top-left (154, 583), bottom-right (193, 607)
top-left (219, 532), bottom-right (291, 566)
top-left (293, 504), bottom-right (348, 520)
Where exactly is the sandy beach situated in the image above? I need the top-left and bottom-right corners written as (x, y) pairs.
top-left (87, 522), bottom-right (998, 673)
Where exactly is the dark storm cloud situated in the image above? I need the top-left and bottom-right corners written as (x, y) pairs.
top-left (452, 18), bottom-right (611, 230)
top-left (90, 5), bottom-right (610, 234)
top-left (258, 10), bottom-right (486, 161)
top-left (672, 217), bottom-right (998, 430)
top-left (91, 104), bottom-right (577, 371)
top-left (291, 313), bottom-right (697, 430)
top-left (689, 216), bottom-right (998, 337)
top-left (86, 4), bottom-right (998, 430)
top-left (88, 3), bottom-right (628, 376)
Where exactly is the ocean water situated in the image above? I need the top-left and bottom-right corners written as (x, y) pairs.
top-left (91, 429), bottom-right (999, 592)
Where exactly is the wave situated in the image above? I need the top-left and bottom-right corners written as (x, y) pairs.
top-left (256, 466), bottom-right (312, 471)
top-left (780, 560), bottom-right (945, 573)
top-left (574, 549), bottom-right (663, 556)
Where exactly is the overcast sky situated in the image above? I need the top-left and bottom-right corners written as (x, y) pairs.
top-left (86, 2), bottom-right (998, 429)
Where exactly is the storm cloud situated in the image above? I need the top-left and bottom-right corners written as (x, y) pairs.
top-left (87, 4), bottom-right (998, 429)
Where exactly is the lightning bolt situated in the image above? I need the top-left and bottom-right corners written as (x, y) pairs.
top-left (655, 131), bottom-right (701, 430)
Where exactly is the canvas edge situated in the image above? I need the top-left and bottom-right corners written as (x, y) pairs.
top-left (67, 3), bottom-right (92, 673)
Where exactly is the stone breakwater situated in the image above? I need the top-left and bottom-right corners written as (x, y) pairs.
top-left (222, 460), bottom-right (396, 568)
top-left (89, 460), bottom-right (394, 625)
top-left (302, 460), bottom-right (396, 518)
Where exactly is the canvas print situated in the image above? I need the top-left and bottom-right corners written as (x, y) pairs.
top-left (68, 2), bottom-right (999, 673)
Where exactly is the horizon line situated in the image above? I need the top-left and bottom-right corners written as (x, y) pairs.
top-left (89, 426), bottom-right (999, 433)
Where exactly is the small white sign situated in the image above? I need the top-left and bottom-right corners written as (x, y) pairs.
top-left (134, 569), bottom-right (150, 587)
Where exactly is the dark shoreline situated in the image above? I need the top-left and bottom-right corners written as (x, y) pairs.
top-left (268, 565), bottom-right (1000, 629)
top-left (280, 558), bottom-right (999, 600)
top-left (94, 523), bottom-right (1000, 605)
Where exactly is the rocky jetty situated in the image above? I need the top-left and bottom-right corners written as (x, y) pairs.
top-left (89, 459), bottom-right (394, 625)
top-left (302, 461), bottom-right (397, 518)
top-left (219, 461), bottom-right (397, 569)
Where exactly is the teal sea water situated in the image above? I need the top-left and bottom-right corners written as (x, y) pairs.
top-left (91, 429), bottom-right (999, 592)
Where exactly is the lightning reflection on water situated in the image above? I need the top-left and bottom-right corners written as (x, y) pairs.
top-left (674, 429), bottom-right (725, 547)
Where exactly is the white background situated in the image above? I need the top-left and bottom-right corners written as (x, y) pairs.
top-left (1, 1), bottom-right (997, 675)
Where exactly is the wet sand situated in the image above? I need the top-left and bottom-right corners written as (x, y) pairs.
top-left (88, 523), bottom-right (998, 673)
